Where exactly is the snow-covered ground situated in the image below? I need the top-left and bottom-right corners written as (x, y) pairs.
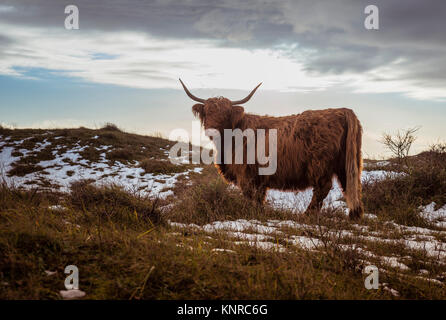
top-left (170, 215), bottom-right (446, 277)
top-left (0, 137), bottom-right (203, 199)
top-left (267, 170), bottom-right (402, 213)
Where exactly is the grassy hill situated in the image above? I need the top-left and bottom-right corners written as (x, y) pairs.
top-left (1, 126), bottom-right (446, 299)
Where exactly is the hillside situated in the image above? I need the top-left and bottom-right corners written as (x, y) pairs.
top-left (1, 126), bottom-right (446, 299)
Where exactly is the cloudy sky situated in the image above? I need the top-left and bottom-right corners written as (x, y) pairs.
top-left (0, 0), bottom-right (445, 157)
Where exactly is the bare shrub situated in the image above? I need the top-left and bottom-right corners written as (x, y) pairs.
top-left (429, 142), bottom-right (446, 154)
top-left (101, 122), bottom-right (121, 132)
top-left (381, 127), bottom-right (419, 169)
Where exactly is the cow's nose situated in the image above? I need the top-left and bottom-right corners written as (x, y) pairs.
top-left (204, 128), bottom-right (219, 138)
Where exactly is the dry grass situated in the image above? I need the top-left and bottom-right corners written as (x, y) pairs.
top-left (0, 182), bottom-right (383, 299)
top-left (139, 159), bottom-right (190, 175)
top-left (8, 163), bottom-right (44, 177)
top-left (68, 180), bottom-right (163, 225)
top-left (79, 146), bottom-right (102, 163)
top-left (107, 148), bottom-right (137, 162)
top-left (1, 180), bottom-right (445, 299)
top-left (167, 177), bottom-right (293, 225)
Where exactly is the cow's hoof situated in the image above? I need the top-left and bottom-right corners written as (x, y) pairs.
top-left (304, 207), bottom-right (322, 218)
top-left (349, 207), bottom-right (364, 220)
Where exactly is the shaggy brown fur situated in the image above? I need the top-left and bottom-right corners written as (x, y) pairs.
top-left (189, 96), bottom-right (364, 220)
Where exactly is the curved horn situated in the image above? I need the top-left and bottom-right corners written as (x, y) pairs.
top-left (230, 82), bottom-right (262, 105)
top-left (179, 78), bottom-right (206, 103)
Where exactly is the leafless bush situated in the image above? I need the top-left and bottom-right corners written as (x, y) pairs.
top-left (381, 127), bottom-right (419, 169)
top-left (429, 141), bottom-right (446, 155)
top-left (101, 122), bottom-right (121, 132)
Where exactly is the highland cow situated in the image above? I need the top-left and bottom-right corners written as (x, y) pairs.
top-left (180, 79), bottom-right (364, 219)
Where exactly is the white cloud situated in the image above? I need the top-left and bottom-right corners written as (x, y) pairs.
top-left (0, 5), bottom-right (15, 13)
top-left (0, 22), bottom-right (445, 101)
top-left (25, 119), bottom-right (96, 130)
top-left (0, 23), bottom-right (340, 92)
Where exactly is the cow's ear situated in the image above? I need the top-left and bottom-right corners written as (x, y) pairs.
top-left (231, 106), bottom-right (244, 128)
top-left (192, 104), bottom-right (205, 122)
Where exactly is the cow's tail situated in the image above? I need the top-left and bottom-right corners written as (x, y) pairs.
top-left (344, 109), bottom-right (364, 219)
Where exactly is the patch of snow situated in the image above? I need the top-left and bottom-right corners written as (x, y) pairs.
top-left (386, 221), bottom-right (446, 237)
top-left (226, 231), bottom-right (272, 241)
top-left (212, 248), bottom-right (236, 254)
top-left (158, 190), bottom-right (174, 199)
top-left (59, 289), bottom-right (86, 300)
top-left (359, 232), bottom-right (446, 259)
top-left (381, 256), bottom-right (410, 271)
top-left (418, 269), bottom-right (429, 275)
top-left (382, 284), bottom-right (400, 297)
top-left (34, 139), bottom-right (51, 152)
top-left (202, 219), bottom-right (279, 234)
top-left (48, 205), bottom-right (67, 211)
top-left (289, 235), bottom-right (323, 250)
top-left (420, 202), bottom-right (446, 228)
top-left (234, 241), bottom-right (286, 252)
top-left (364, 161), bottom-right (391, 168)
top-left (0, 147), bottom-right (20, 174)
top-left (266, 170), bottom-right (402, 213)
top-left (364, 213), bottom-right (378, 220)
top-left (354, 248), bottom-right (410, 271)
top-left (414, 276), bottom-right (443, 286)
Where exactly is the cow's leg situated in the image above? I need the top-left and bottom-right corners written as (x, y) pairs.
top-left (254, 186), bottom-right (267, 204)
top-left (306, 178), bottom-right (333, 214)
top-left (240, 181), bottom-right (267, 204)
top-left (336, 170), bottom-right (347, 192)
